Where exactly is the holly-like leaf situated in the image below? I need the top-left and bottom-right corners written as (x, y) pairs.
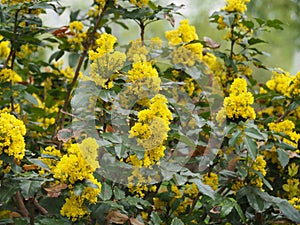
top-left (243, 136), bottom-right (258, 160)
top-left (171, 217), bottom-right (184, 225)
top-left (20, 179), bottom-right (43, 198)
top-left (276, 148), bottom-right (289, 167)
top-left (99, 182), bottom-right (112, 201)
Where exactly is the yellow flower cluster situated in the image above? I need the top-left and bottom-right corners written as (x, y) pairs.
top-left (283, 178), bottom-right (299, 200)
top-left (231, 180), bottom-right (246, 193)
top-left (231, 155), bottom-right (267, 192)
top-left (126, 39), bottom-right (149, 62)
top-left (32, 94), bottom-right (59, 130)
top-left (0, 35), bottom-right (10, 59)
top-left (165, 19), bottom-right (203, 66)
top-left (122, 61), bottom-right (161, 106)
top-left (0, 113), bottom-right (26, 163)
top-left (283, 163), bottom-right (300, 209)
top-left (53, 60), bottom-right (83, 80)
top-left (16, 44), bottom-right (37, 59)
top-left (89, 33), bottom-right (117, 60)
top-left (88, 33), bottom-right (126, 89)
top-left (264, 68), bottom-right (292, 97)
top-left (53, 138), bottom-right (100, 183)
top-left (87, 0), bottom-right (106, 17)
top-left (223, 0), bottom-right (251, 13)
top-left (126, 167), bottom-right (155, 198)
top-left (202, 172), bottom-right (219, 191)
top-left (39, 146), bottom-right (62, 174)
top-left (68, 21), bottom-right (87, 50)
top-left (0, 104), bottom-right (21, 114)
top-left (171, 184), bottom-right (183, 198)
top-left (51, 138), bottom-right (101, 221)
top-left (268, 120), bottom-right (300, 148)
top-left (289, 197), bottom-right (300, 210)
top-left (288, 71), bottom-right (300, 97)
top-left (0, 68), bottom-right (22, 83)
top-left (1, 0), bottom-right (31, 5)
top-left (129, 0), bottom-right (149, 8)
top-left (166, 19), bottom-right (198, 45)
top-left (222, 77), bottom-right (256, 120)
top-left (126, 94), bottom-right (172, 197)
top-left (184, 183), bottom-right (199, 198)
top-left (129, 94), bottom-right (172, 166)
top-left (249, 155), bottom-right (267, 189)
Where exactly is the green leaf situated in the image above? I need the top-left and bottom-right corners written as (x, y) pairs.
top-left (20, 179), bottom-right (43, 198)
top-left (234, 202), bottom-right (246, 223)
top-left (243, 136), bottom-right (258, 160)
top-left (171, 217), bottom-right (184, 225)
top-left (22, 91), bottom-right (38, 105)
top-left (49, 50), bottom-right (64, 63)
top-left (276, 148), bottom-right (289, 167)
top-left (276, 200), bottom-right (300, 223)
top-left (244, 127), bottom-right (266, 140)
top-left (68, 53), bottom-right (79, 68)
top-left (248, 38), bottom-right (265, 45)
top-left (252, 187), bottom-right (300, 223)
top-left (0, 219), bottom-right (14, 224)
top-left (99, 182), bottom-right (112, 201)
top-left (101, 132), bottom-right (121, 144)
top-left (73, 183), bottom-right (85, 196)
top-left (242, 20), bottom-right (254, 29)
top-left (27, 158), bottom-right (50, 170)
top-left (228, 129), bottom-right (242, 147)
top-left (246, 188), bottom-right (269, 212)
top-left (224, 123), bottom-right (237, 136)
top-left (266, 19), bottom-right (284, 30)
top-left (126, 196), bottom-right (151, 209)
top-left (190, 178), bottom-right (215, 199)
top-left (113, 186), bottom-right (125, 200)
top-left (150, 211), bottom-right (162, 225)
top-left (220, 198), bottom-right (235, 217)
top-left (0, 185), bottom-right (18, 204)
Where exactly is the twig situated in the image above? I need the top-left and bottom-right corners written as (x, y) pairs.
top-left (189, 192), bottom-right (201, 215)
top-left (34, 198), bottom-right (48, 215)
top-left (15, 191), bottom-right (29, 217)
top-left (276, 100), bottom-right (294, 123)
top-left (60, 109), bottom-right (83, 121)
top-left (55, 1), bottom-right (109, 136)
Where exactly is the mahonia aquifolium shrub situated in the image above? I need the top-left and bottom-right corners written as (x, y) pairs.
top-left (0, 0), bottom-right (300, 224)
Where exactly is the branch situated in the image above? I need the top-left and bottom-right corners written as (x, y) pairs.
top-left (54, 2), bottom-right (109, 138)
top-left (276, 100), bottom-right (294, 123)
top-left (34, 198), bottom-right (48, 215)
top-left (15, 191), bottom-right (29, 217)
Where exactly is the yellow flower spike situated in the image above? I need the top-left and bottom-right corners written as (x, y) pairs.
top-left (221, 77), bottom-right (256, 120)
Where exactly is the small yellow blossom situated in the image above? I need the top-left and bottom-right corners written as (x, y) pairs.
top-left (223, 0), bottom-right (251, 13)
top-left (0, 68), bottom-right (22, 83)
top-left (202, 172), bottom-right (219, 190)
top-left (130, 0), bottom-right (149, 8)
top-left (0, 35), bottom-right (10, 59)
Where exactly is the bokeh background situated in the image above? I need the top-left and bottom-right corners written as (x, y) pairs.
top-left (40, 0), bottom-right (300, 82)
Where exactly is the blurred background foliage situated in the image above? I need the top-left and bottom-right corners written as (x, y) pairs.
top-left (41, 0), bottom-right (300, 82)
